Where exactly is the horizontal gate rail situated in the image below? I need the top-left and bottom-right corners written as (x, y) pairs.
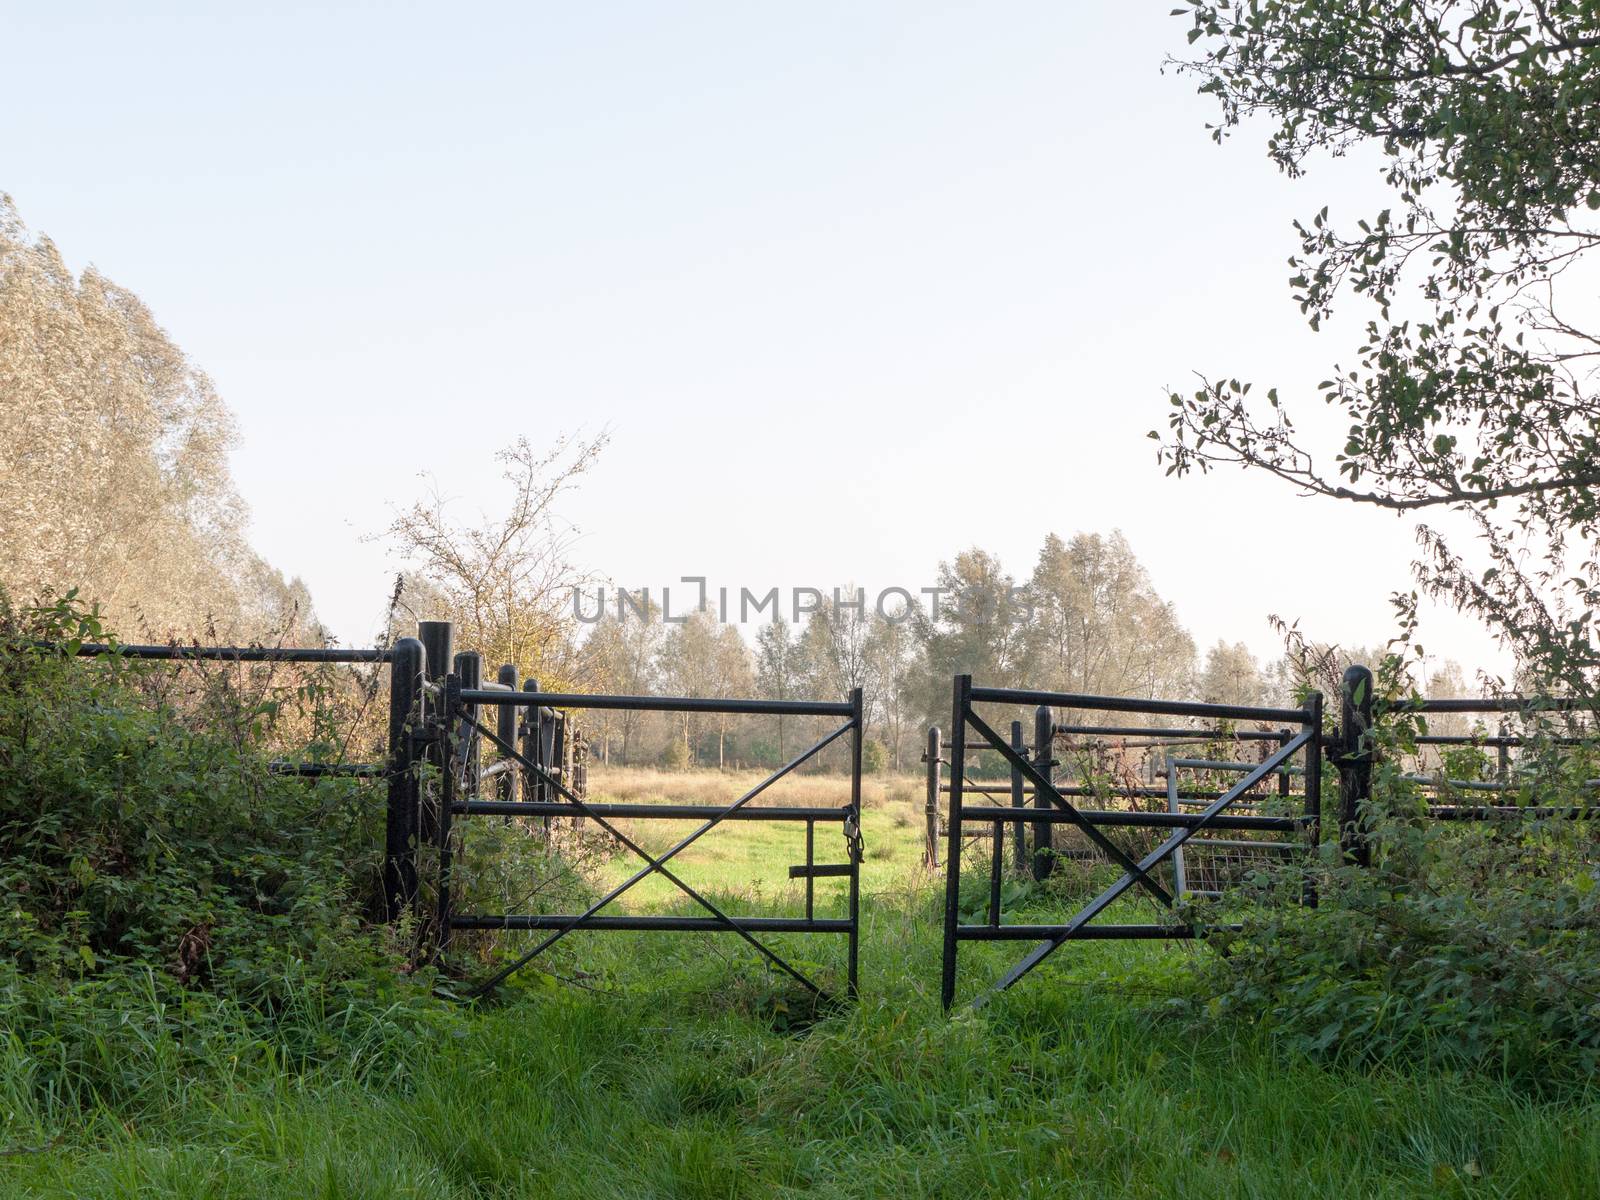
top-left (941, 675), bottom-right (1323, 1010)
top-left (443, 684), bottom-right (864, 1002)
top-left (1054, 723), bottom-right (1289, 740)
top-left (451, 915), bottom-right (855, 933)
top-left (969, 685), bottom-right (1311, 725)
top-left (64, 642), bottom-right (392, 662)
top-left (457, 688), bottom-right (853, 716)
top-left (956, 806), bottom-right (1300, 831)
top-left (456, 800), bottom-right (850, 822)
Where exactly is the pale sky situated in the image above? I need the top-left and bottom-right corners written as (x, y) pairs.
top-left (4, 2), bottom-right (1509, 679)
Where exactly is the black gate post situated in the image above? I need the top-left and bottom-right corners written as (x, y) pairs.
top-left (1304, 690), bottom-right (1325, 908)
top-left (416, 621), bottom-right (454, 849)
top-left (383, 636), bottom-right (425, 922)
top-left (1009, 720), bottom-right (1028, 872)
top-left (1031, 704), bottom-right (1054, 881)
top-left (924, 726), bottom-right (941, 868)
top-left (454, 651), bottom-right (483, 799)
top-left (496, 664), bottom-right (520, 806)
top-left (940, 675), bottom-right (971, 1010)
top-left (847, 686), bottom-right (864, 996)
top-left (1338, 665), bottom-right (1374, 867)
top-left (521, 678), bottom-right (547, 833)
top-left (436, 670), bottom-right (460, 951)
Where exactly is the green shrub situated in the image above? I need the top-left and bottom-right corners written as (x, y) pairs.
top-left (1188, 669), bottom-right (1600, 1085)
top-left (861, 739), bottom-right (888, 775)
top-left (659, 738), bottom-right (691, 771)
top-left (0, 593), bottom-right (401, 1008)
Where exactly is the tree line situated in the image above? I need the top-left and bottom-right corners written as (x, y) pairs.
top-left (2, 190), bottom-right (1475, 771)
top-left (577, 533), bottom-right (1317, 771)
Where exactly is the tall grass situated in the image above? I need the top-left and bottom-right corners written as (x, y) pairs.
top-left (6, 866), bottom-right (1600, 1197)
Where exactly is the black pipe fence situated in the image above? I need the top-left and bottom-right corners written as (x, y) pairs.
top-left (1333, 668), bottom-right (1600, 863)
top-left (62, 626), bottom-right (587, 927)
top-left (50, 635), bottom-right (1600, 1010)
top-left (921, 715), bottom-right (1296, 874)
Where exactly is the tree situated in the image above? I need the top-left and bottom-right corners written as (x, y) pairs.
top-left (1022, 532), bottom-right (1197, 700)
top-left (867, 609), bottom-right (917, 768)
top-left (708, 621), bottom-right (755, 768)
top-left (0, 195), bottom-right (315, 640)
top-left (1161, 2), bottom-right (1600, 702)
top-left (755, 616), bottom-right (803, 759)
top-left (1199, 639), bottom-right (1265, 708)
top-left (580, 596), bottom-right (662, 764)
top-left (659, 608), bottom-right (754, 767)
top-left (913, 549), bottom-right (1028, 724)
top-left (382, 433), bottom-right (607, 687)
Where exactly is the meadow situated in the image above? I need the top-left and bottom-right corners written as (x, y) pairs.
top-left (5, 766), bottom-right (1599, 1199)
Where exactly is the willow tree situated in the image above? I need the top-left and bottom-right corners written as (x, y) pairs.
top-left (0, 195), bottom-right (314, 639)
top-left (1161, 2), bottom-right (1600, 699)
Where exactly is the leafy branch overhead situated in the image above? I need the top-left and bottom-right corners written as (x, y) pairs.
top-left (1159, 0), bottom-right (1600, 696)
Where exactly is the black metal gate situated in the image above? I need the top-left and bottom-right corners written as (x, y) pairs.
top-left (436, 681), bottom-right (866, 1001)
top-left (938, 675), bottom-right (1323, 1009)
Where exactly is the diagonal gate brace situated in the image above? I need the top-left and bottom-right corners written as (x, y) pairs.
top-left (458, 713), bottom-right (853, 999)
top-left (975, 727), bottom-right (1311, 1005)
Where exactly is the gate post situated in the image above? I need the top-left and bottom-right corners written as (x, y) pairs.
top-left (1032, 704), bottom-right (1054, 881)
top-left (1338, 665), bottom-right (1373, 867)
top-left (416, 621), bottom-right (454, 850)
top-left (454, 651), bottom-right (483, 799)
top-left (847, 686), bottom-right (864, 996)
top-left (1304, 690), bottom-right (1325, 908)
top-left (1009, 720), bottom-right (1027, 872)
top-left (521, 678), bottom-right (548, 833)
top-left (496, 664), bottom-right (520, 806)
top-left (384, 636), bottom-right (425, 922)
top-left (940, 675), bottom-right (971, 1010)
top-left (924, 726), bottom-right (941, 868)
top-left (436, 670), bottom-right (461, 951)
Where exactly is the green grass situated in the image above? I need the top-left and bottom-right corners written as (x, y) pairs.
top-left (5, 773), bottom-right (1599, 1198)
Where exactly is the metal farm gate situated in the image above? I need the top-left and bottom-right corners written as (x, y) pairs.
top-left (938, 675), bottom-right (1323, 1009)
top-left (435, 680), bottom-right (866, 1001)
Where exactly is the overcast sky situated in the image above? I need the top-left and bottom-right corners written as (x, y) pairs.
top-left (4, 2), bottom-right (1509, 679)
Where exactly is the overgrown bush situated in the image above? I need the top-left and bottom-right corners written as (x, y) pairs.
top-left (1190, 661), bottom-right (1600, 1085)
top-left (0, 594), bottom-right (404, 1007)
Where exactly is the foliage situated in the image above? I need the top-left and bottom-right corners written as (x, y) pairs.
top-left (0, 593), bottom-right (402, 1007)
top-left (1193, 655), bottom-right (1600, 1083)
top-left (1161, 1), bottom-right (1600, 700)
top-left (659, 738), bottom-right (692, 771)
top-left (0, 196), bottom-right (316, 640)
top-left (8, 886), bottom-right (1600, 1196)
top-left (861, 738), bottom-right (889, 775)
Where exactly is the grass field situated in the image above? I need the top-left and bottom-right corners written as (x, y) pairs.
top-left (6, 769), bottom-right (1600, 1198)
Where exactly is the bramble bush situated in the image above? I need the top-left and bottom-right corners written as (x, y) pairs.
top-left (0, 593), bottom-right (421, 1016)
top-left (1191, 660), bottom-right (1600, 1085)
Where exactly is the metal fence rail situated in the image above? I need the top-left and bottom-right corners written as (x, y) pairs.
top-left (1333, 667), bottom-right (1600, 863)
